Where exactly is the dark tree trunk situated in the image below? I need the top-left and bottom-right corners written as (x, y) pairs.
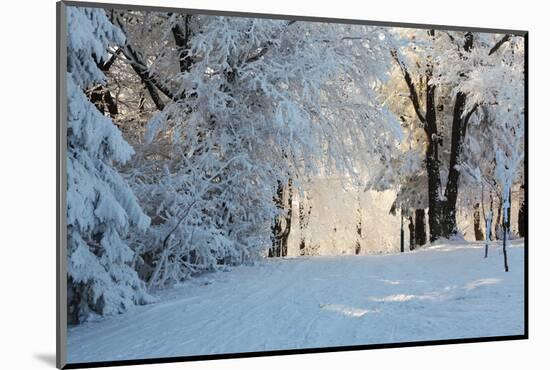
top-left (506, 188), bottom-right (512, 232)
top-left (424, 32), bottom-right (444, 242)
top-left (495, 197), bottom-right (503, 240)
top-left (137, 91), bottom-right (146, 113)
top-left (269, 181), bottom-right (284, 257)
top-left (440, 33), bottom-right (475, 239)
top-left (280, 179), bottom-right (293, 257)
top-left (400, 210), bottom-right (405, 253)
top-left (88, 48), bottom-right (120, 117)
top-left (298, 239), bottom-right (306, 255)
top-left (270, 178), bottom-right (292, 257)
top-left (423, 29), bottom-right (449, 242)
top-left (484, 194), bottom-right (494, 258)
top-left (414, 209), bottom-right (427, 247)
top-left (426, 32), bottom-right (475, 241)
top-left (441, 92), bottom-right (468, 237)
top-left (473, 203), bottom-right (484, 241)
top-left (88, 86), bottom-right (106, 114)
top-left (355, 208), bottom-right (362, 255)
top-left (518, 185), bottom-right (526, 237)
top-left (391, 29), bottom-right (444, 243)
top-left (103, 89), bottom-right (118, 117)
top-left (298, 193), bottom-right (312, 256)
top-left (88, 86), bottom-right (119, 117)
top-left (125, 53), bottom-right (167, 111)
top-left (171, 15), bottom-right (194, 74)
top-left (502, 211), bottom-right (509, 272)
top-left (488, 192), bottom-right (495, 241)
top-left (408, 215), bottom-right (415, 251)
top-left (441, 32), bottom-right (475, 238)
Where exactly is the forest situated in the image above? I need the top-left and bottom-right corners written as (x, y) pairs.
top-left (65, 5), bottom-right (525, 361)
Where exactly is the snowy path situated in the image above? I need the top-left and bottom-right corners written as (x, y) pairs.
top-left (67, 242), bottom-right (525, 363)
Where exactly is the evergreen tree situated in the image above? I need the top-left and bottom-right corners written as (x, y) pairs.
top-left (66, 7), bottom-right (152, 323)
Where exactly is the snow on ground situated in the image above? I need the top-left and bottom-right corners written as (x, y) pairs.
top-left (67, 241), bottom-right (525, 364)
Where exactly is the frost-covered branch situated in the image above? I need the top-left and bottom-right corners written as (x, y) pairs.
top-left (390, 49), bottom-right (426, 124)
top-left (489, 34), bottom-right (512, 56)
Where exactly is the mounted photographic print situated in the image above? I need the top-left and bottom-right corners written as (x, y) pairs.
top-left (56, 1), bottom-right (528, 368)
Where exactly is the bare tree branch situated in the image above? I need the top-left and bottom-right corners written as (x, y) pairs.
top-left (390, 49), bottom-right (426, 124)
top-left (171, 14), bottom-right (193, 74)
top-left (462, 104), bottom-right (478, 132)
top-left (99, 48), bottom-right (122, 71)
top-left (114, 14), bottom-right (177, 107)
top-left (243, 20), bottom-right (296, 65)
top-left (489, 34), bottom-right (512, 56)
top-left (244, 45), bottom-right (271, 64)
top-left (121, 46), bottom-right (169, 110)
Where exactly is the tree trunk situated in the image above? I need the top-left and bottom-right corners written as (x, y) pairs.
top-left (425, 44), bottom-right (444, 242)
top-left (171, 15), bottom-right (194, 74)
top-left (495, 197), bottom-right (503, 240)
top-left (426, 141), bottom-right (442, 243)
top-left (484, 194), bottom-right (494, 258)
top-left (298, 195), bottom-right (312, 256)
top-left (414, 209), bottom-right (427, 247)
top-left (488, 192), bottom-right (495, 241)
top-left (355, 208), bottom-right (362, 255)
top-left (442, 91), bottom-right (471, 237)
top-left (503, 229), bottom-right (509, 271)
top-left (502, 189), bottom-right (510, 272)
top-left (518, 185), bottom-right (526, 238)
top-left (507, 188), bottom-right (512, 234)
top-left (408, 215), bottom-right (415, 251)
top-left (270, 178), bottom-right (292, 257)
top-left (441, 33), bottom-right (475, 237)
top-left (119, 40), bottom-right (168, 111)
top-left (503, 215), bottom-right (509, 272)
top-left (427, 32), bottom-right (475, 241)
top-left (280, 179), bottom-right (293, 257)
top-left (400, 210), bottom-right (405, 253)
top-left (473, 203), bottom-right (484, 241)
top-left (269, 181), bottom-right (284, 257)
top-left (88, 85), bottom-right (119, 117)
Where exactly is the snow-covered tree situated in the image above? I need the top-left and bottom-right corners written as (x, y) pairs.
top-left (115, 15), bottom-right (402, 286)
top-left (457, 35), bottom-right (525, 269)
top-left (389, 29), bottom-right (521, 242)
top-left (66, 7), bottom-right (152, 323)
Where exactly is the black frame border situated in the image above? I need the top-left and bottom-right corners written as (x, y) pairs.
top-left (56, 1), bottom-right (529, 369)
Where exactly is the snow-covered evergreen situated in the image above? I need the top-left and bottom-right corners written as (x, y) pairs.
top-left (66, 7), bottom-right (152, 323)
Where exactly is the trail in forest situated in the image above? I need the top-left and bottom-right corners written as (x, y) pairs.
top-left (67, 241), bottom-right (525, 364)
